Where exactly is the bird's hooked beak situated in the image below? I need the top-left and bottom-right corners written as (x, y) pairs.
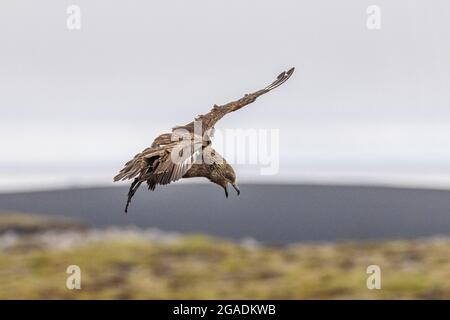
top-left (231, 182), bottom-right (240, 196)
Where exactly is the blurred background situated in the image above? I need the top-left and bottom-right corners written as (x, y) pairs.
top-left (1, 0), bottom-right (450, 299)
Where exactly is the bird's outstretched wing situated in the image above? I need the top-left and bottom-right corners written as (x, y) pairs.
top-left (177, 67), bottom-right (295, 133)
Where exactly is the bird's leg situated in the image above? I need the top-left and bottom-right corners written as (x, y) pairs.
top-left (125, 178), bottom-right (141, 213)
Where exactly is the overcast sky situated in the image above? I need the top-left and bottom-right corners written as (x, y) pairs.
top-left (1, 0), bottom-right (450, 191)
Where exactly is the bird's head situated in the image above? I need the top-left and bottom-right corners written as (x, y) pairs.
top-left (223, 164), bottom-right (240, 196)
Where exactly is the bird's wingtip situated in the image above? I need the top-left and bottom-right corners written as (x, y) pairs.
top-left (265, 67), bottom-right (295, 91)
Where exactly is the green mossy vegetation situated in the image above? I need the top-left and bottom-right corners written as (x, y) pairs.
top-left (1, 212), bottom-right (449, 299)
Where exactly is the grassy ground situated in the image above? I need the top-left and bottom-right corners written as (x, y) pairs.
top-left (0, 212), bottom-right (449, 299)
top-left (0, 211), bottom-right (85, 233)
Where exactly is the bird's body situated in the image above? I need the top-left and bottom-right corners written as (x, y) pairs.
top-left (114, 68), bottom-right (294, 212)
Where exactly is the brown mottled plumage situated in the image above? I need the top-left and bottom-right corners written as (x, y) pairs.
top-left (114, 68), bottom-right (294, 212)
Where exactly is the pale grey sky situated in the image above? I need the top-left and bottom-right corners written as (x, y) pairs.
top-left (1, 0), bottom-right (450, 191)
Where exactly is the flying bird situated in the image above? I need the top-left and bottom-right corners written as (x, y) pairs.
top-left (114, 67), bottom-right (295, 212)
